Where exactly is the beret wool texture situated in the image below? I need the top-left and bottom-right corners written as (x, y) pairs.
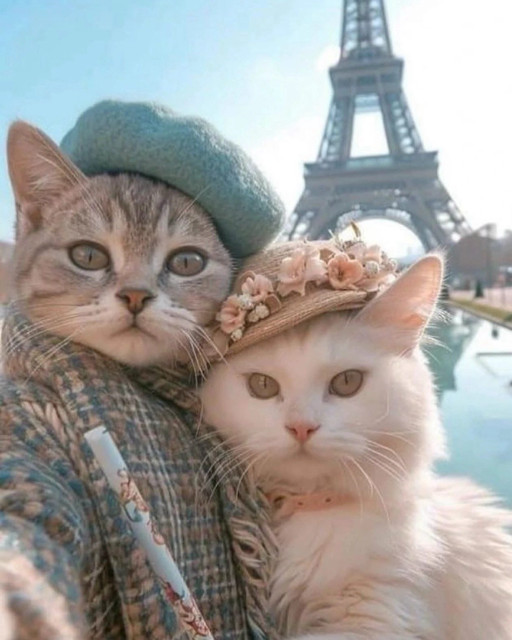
top-left (60, 100), bottom-right (285, 258)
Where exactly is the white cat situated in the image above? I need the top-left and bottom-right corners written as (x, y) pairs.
top-left (201, 255), bottom-right (512, 639)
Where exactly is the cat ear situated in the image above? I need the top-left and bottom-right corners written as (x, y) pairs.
top-left (357, 254), bottom-right (444, 352)
top-left (7, 121), bottom-right (85, 239)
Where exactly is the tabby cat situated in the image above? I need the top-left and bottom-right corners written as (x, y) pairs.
top-left (7, 121), bottom-right (232, 367)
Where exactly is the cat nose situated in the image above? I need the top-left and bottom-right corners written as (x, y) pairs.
top-left (116, 288), bottom-right (155, 314)
top-left (285, 422), bottom-right (320, 443)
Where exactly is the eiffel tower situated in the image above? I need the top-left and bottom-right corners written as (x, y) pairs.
top-left (285, 0), bottom-right (472, 250)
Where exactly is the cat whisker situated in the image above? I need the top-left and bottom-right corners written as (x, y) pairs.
top-left (349, 456), bottom-right (391, 528)
top-left (198, 439), bottom-right (237, 479)
top-left (363, 450), bottom-right (405, 484)
top-left (371, 385), bottom-right (391, 425)
top-left (192, 400), bottom-right (205, 439)
top-left (4, 308), bottom-right (107, 347)
top-left (234, 450), bottom-right (268, 505)
top-left (213, 449), bottom-right (260, 500)
top-left (194, 430), bottom-right (239, 447)
top-left (175, 184), bottom-right (213, 226)
top-left (197, 439), bottom-right (234, 480)
top-left (364, 428), bottom-right (417, 448)
top-left (176, 330), bottom-right (202, 381)
top-left (366, 442), bottom-right (408, 475)
top-left (343, 385), bottom-right (392, 430)
top-left (19, 301), bottom-right (94, 311)
top-left (186, 323), bottom-right (230, 368)
top-left (181, 329), bottom-right (209, 380)
top-left (201, 447), bottom-right (257, 507)
top-left (192, 429), bottom-right (223, 445)
top-left (200, 441), bottom-right (255, 487)
top-left (345, 456), bottom-right (374, 499)
top-left (2, 314), bottom-right (89, 359)
top-left (203, 441), bottom-right (257, 479)
top-left (21, 326), bottom-right (85, 386)
top-left (338, 458), bottom-right (365, 522)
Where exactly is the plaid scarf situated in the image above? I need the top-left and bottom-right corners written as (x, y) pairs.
top-left (0, 310), bottom-right (279, 640)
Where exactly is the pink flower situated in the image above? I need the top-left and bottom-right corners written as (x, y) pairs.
top-left (218, 295), bottom-right (246, 334)
top-left (277, 245), bottom-right (328, 297)
top-left (345, 241), bottom-right (366, 261)
top-left (357, 271), bottom-right (395, 293)
top-left (327, 252), bottom-right (364, 289)
top-left (241, 273), bottom-right (274, 303)
top-left (364, 244), bottom-right (383, 264)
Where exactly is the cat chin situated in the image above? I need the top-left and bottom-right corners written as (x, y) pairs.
top-left (255, 449), bottom-right (343, 489)
top-left (75, 330), bottom-right (179, 367)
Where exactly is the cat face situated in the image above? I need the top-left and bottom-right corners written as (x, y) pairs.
top-left (8, 122), bottom-right (232, 367)
top-left (201, 256), bottom-right (446, 497)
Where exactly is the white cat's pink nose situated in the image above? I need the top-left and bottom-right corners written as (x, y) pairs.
top-left (285, 422), bottom-right (319, 443)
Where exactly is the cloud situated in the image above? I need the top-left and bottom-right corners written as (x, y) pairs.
top-left (250, 56), bottom-right (284, 84)
top-left (392, 0), bottom-right (512, 232)
top-left (315, 45), bottom-right (340, 72)
top-left (249, 115), bottom-right (325, 213)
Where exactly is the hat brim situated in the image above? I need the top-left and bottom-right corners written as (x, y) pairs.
top-left (225, 287), bottom-right (367, 356)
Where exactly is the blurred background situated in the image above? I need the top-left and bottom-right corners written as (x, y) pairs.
top-left (0, 0), bottom-right (511, 501)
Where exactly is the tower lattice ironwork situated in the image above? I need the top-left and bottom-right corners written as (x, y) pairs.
top-left (285, 0), bottom-right (471, 249)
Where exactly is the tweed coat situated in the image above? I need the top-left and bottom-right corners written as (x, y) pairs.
top-left (0, 310), bottom-right (279, 640)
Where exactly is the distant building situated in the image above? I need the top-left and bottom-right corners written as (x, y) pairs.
top-left (448, 226), bottom-right (512, 286)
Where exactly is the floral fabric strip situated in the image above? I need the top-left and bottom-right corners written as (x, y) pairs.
top-left (85, 426), bottom-right (214, 640)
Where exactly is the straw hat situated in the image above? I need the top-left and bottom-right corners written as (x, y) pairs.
top-left (208, 235), bottom-right (398, 357)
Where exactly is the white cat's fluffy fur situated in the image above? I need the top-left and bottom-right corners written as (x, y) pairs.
top-left (201, 256), bottom-right (512, 639)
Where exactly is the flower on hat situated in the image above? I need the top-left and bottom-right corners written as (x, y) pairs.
top-left (211, 234), bottom-right (399, 352)
top-left (327, 252), bottom-right (365, 290)
top-left (277, 244), bottom-right (328, 297)
top-left (344, 240), bottom-right (367, 261)
top-left (364, 244), bottom-right (383, 263)
top-left (230, 328), bottom-right (244, 342)
top-left (357, 270), bottom-right (395, 293)
top-left (218, 295), bottom-right (246, 334)
top-left (247, 303), bottom-right (271, 324)
top-left (241, 273), bottom-right (274, 303)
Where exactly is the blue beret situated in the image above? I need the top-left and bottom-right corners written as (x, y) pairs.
top-left (60, 100), bottom-right (285, 258)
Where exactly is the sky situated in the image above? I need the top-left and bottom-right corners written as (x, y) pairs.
top-left (0, 0), bottom-right (511, 257)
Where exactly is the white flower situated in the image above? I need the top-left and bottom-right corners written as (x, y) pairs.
top-left (231, 328), bottom-right (244, 342)
top-left (364, 260), bottom-right (380, 277)
top-left (383, 258), bottom-right (398, 272)
top-left (247, 310), bottom-right (258, 323)
top-left (237, 294), bottom-right (255, 310)
top-left (255, 303), bottom-right (270, 319)
top-left (247, 304), bottom-right (270, 323)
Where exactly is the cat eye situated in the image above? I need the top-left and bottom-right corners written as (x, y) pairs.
top-left (167, 249), bottom-right (206, 277)
top-left (69, 242), bottom-right (110, 271)
top-left (247, 373), bottom-right (280, 399)
top-left (329, 370), bottom-right (364, 397)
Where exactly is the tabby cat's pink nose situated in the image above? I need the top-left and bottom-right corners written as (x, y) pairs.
top-left (285, 422), bottom-right (320, 443)
top-left (116, 288), bottom-right (155, 314)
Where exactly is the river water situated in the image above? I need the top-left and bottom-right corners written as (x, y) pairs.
top-left (427, 306), bottom-right (512, 505)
